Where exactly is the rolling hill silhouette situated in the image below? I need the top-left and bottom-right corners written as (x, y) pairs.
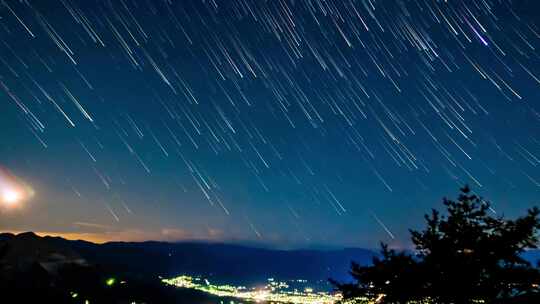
top-left (1, 232), bottom-right (376, 283)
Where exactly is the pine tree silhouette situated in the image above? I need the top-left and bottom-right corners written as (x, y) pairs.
top-left (332, 186), bottom-right (540, 304)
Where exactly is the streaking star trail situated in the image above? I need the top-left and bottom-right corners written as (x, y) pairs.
top-left (0, 0), bottom-right (538, 246)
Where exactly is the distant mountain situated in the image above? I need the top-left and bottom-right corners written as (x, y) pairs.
top-left (41, 235), bottom-right (376, 284)
top-left (0, 232), bottom-right (252, 303)
top-left (3, 232), bottom-right (539, 285)
top-left (1, 232), bottom-right (376, 284)
top-left (0, 232), bottom-right (88, 279)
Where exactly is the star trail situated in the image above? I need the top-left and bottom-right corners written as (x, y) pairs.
top-left (0, 0), bottom-right (538, 247)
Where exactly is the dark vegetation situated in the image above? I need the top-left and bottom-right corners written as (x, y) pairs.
top-left (332, 186), bottom-right (540, 304)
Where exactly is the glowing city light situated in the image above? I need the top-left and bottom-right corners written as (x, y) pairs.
top-left (106, 278), bottom-right (116, 286)
top-left (163, 275), bottom-right (341, 304)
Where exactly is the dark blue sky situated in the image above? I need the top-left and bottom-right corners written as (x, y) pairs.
top-left (0, 0), bottom-right (538, 248)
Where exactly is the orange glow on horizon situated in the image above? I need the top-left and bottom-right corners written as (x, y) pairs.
top-left (2, 229), bottom-right (216, 244)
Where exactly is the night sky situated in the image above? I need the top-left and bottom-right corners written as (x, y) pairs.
top-left (0, 0), bottom-right (539, 248)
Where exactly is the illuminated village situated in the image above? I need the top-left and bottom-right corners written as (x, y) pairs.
top-left (163, 275), bottom-right (342, 304)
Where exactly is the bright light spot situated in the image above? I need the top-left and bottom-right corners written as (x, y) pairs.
top-left (2, 189), bottom-right (21, 206)
top-left (0, 167), bottom-right (34, 209)
top-left (106, 278), bottom-right (116, 286)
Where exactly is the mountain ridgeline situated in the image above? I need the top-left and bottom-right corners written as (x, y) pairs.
top-left (0, 232), bottom-right (375, 284)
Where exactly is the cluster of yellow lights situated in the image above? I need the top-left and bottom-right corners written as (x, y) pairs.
top-left (163, 275), bottom-right (340, 304)
top-left (162, 275), bottom-right (493, 304)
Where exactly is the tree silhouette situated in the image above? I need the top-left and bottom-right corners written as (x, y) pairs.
top-left (332, 186), bottom-right (540, 304)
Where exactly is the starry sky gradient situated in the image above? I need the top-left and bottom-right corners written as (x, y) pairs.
top-left (0, 0), bottom-right (539, 248)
